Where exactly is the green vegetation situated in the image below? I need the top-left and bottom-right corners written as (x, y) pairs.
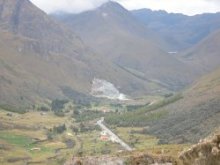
top-left (51, 99), bottom-right (69, 117)
top-left (74, 110), bottom-right (105, 122)
top-left (61, 86), bottom-right (98, 105)
top-left (51, 99), bottom-right (68, 111)
top-left (142, 93), bottom-right (183, 112)
top-left (0, 94), bottom-right (191, 165)
top-left (0, 104), bottom-right (27, 114)
top-left (105, 93), bottom-right (183, 127)
top-left (0, 132), bottom-right (33, 148)
top-left (126, 104), bottom-right (149, 112)
top-left (38, 105), bottom-right (50, 112)
top-left (106, 110), bottom-right (168, 127)
top-left (53, 124), bottom-right (66, 134)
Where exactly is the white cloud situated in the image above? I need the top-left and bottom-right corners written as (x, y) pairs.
top-left (118, 0), bottom-right (220, 15)
top-left (30, 0), bottom-right (108, 13)
top-left (30, 0), bottom-right (220, 15)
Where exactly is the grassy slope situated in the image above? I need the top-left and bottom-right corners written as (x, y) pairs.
top-left (182, 29), bottom-right (220, 74)
top-left (0, 27), bottom-right (166, 107)
top-left (147, 68), bottom-right (220, 143)
top-left (0, 109), bottom-right (67, 165)
top-left (106, 68), bottom-right (220, 143)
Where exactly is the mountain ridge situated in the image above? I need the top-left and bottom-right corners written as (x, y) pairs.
top-left (182, 29), bottom-right (220, 74)
top-left (53, 1), bottom-right (196, 91)
top-left (0, 0), bottom-right (172, 106)
top-left (132, 8), bottom-right (220, 50)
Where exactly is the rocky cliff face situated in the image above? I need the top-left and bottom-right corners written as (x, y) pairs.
top-left (179, 134), bottom-right (220, 165)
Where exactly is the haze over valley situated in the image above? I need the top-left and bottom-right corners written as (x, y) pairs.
top-left (0, 0), bottom-right (220, 164)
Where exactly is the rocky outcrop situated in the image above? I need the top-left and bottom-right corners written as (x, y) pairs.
top-left (65, 156), bottom-right (125, 165)
top-left (65, 153), bottom-right (176, 165)
top-left (179, 134), bottom-right (220, 165)
top-left (126, 154), bottom-right (176, 165)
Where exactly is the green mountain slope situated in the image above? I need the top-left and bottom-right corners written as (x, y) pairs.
top-left (147, 68), bottom-right (220, 143)
top-left (106, 68), bottom-right (220, 143)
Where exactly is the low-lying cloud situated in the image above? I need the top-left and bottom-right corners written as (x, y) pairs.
top-left (31, 0), bottom-right (108, 13)
top-left (30, 0), bottom-right (220, 15)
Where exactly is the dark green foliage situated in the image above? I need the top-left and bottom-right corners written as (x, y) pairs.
top-left (0, 104), bottom-right (27, 114)
top-left (73, 110), bottom-right (105, 122)
top-left (53, 124), bottom-right (66, 134)
top-left (106, 110), bottom-right (168, 127)
top-left (79, 123), bottom-right (100, 133)
top-left (51, 99), bottom-right (68, 112)
top-left (142, 93), bottom-right (183, 112)
top-left (51, 99), bottom-right (68, 117)
top-left (105, 93), bottom-right (183, 127)
top-left (126, 103), bottom-right (149, 112)
top-left (163, 93), bottom-right (174, 98)
top-left (61, 86), bottom-right (97, 105)
top-left (38, 105), bottom-right (50, 112)
top-left (70, 126), bottom-right (79, 134)
top-left (79, 123), bottom-right (90, 133)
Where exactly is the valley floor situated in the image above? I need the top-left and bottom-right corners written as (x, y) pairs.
top-left (0, 107), bottom-right (188, 165)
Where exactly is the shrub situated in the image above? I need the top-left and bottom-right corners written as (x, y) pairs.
top-left (51, 99), bottom-right (69, 117)
top-left (38, 105), bottom-right (50, 112)
top-left (53, 124), bottom-right (66, 134)
top-left (51, 99), bottom-right (68, 112)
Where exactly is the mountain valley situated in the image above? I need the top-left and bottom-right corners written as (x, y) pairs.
top-left (0, 0), bottom-right (220, 165)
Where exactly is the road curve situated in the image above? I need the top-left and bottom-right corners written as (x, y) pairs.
top-left (97, 118), bottom-right (133, 151)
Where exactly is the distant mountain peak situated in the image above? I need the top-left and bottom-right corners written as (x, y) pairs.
top-left (98, 1), bottom-right (126, 12)
top-left (101, 1), bottom-right (120, 6)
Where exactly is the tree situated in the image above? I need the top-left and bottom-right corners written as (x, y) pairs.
top-left (71, 126), bottom-right (79, 135)
top-left (53, 124), bottom-right (66, 134)
top-left (51, 99), bottom-right (68, 112)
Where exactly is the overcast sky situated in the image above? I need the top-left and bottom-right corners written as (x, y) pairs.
top-left (30, 0), bottom-right (220, 15)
